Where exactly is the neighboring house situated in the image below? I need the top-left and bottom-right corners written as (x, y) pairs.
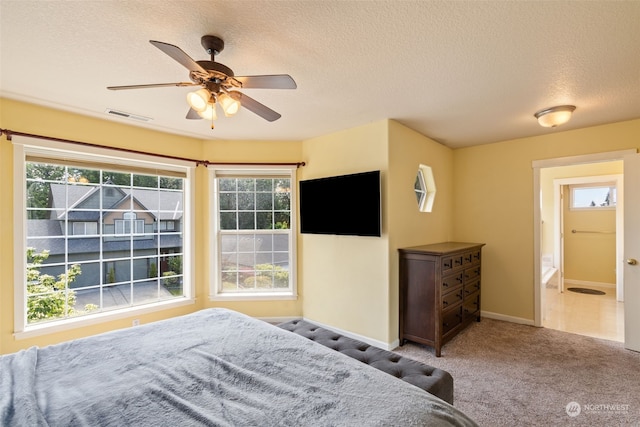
top-left (27, 181), bottom-right (183, 289)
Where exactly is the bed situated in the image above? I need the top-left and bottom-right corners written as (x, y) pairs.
top-left (1, 308), bottom-right (478, 426)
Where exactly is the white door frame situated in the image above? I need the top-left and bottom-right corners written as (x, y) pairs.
top-left (532, 149), bottom-right (635, 327)
top-left (553, 175), bottom-right (623, 299)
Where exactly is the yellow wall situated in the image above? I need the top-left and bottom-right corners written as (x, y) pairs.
top-left (299, 120), bottom-right (390, 342)
top-left (387, 120), bottom-right (454, 342)
top-left (0, 98), bottom-right (302, 353)
top-left (2, 96), bottom-right (639, 352)
top-left (453, 119), bottom-right (640, 321)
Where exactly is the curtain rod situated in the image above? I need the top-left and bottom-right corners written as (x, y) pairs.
top-left (0, 128), bottom-right (306, 168)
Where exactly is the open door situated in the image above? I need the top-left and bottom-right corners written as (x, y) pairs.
top-left (624, 153), bottom-right (640, 352)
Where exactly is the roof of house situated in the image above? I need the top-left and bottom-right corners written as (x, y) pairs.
top-left (49, 183), bottom-right (183, 221)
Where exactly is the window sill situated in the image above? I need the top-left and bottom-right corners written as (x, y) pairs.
top-left (209, 292), bottom-right (298, 302)
top-left (14, 298), bottom-right (195, 340)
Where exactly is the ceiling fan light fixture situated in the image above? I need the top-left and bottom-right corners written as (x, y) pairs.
top-left (186, 88), bottom-right (211, 112)
top-left (534, 105), bottom-right (576, 128)
top-left (197, 102), bottom-right (218, 120)
top-left (218, 92), bottom-right (241, 117)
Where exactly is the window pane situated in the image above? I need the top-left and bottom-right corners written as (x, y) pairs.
top-left (256, 192), bottom-right (273, 210)
top-left (238, 192), bottom-right (255, 210)
top-left (219, 193), bottom-right (236, 210)
top-left (69, 167), bottom-right (100, 184)
top-left (103, 171), bottom-right (130, 186)
top-left (220, 212), bottom-right (237, 230)
top-left (572, 186), bottom-right (616, 208)
top-left (274, 212), bottom-right (290, 229)
top-left (132, 174), bottom-right (158, 188)
top-left (24, 160), bottom-right (187, 325)
top-left (256, 212), bottom-right (273, 229)
top-left (213, 172), bottom-right (294, 296)
top-left (238, 212), bottom-right (255, 229)
top-left (237, 179), bottom-right (255, 192)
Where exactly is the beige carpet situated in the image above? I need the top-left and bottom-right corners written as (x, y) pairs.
top-left (393, 318), bottom-right (640, 426)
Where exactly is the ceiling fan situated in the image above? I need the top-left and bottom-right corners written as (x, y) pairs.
top-left (107, 35), bottom-right (296, 126)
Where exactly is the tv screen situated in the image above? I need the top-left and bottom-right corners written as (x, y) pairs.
top-left (299, 170), bottom-right (381, 237)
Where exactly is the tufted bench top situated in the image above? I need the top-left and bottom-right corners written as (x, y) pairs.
top-left (277, 319), bottom-right (454, 404)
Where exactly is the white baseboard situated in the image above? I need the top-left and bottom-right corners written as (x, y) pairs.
top-left (564, 279), bottom-right (615, 289)
top-left (267, 313), bottom-right (537, 350)
top-left (258, 316), bottom-right (300, 325)
top-left (481, 310), bottom-right (535, 326)
top-left (302, 317), bottom-right (397, 351)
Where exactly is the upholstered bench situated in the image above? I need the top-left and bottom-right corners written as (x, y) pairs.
top-left (278, 319), bottom-right (454, 404)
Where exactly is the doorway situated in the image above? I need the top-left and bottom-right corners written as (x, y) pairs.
top-left (543, 174), bottom-right (623, 341)
top-left (533, 150), bottom-right (635, 342)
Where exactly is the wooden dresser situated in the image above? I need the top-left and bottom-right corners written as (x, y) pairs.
top-left (399, 242), bottom-right (485, 357)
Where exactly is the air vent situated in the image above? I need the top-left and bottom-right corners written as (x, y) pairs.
top-left (105, 109), bottom-right (152, 122)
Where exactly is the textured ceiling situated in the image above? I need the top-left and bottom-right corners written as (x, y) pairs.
top-left (1, 1), bottom-right (639, 148)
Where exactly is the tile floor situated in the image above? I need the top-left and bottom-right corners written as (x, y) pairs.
top-left (543, 280), bottom-right (624, 342)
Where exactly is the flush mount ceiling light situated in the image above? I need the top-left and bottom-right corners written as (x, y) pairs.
top-left (534, 105), bottom-right (576, 128)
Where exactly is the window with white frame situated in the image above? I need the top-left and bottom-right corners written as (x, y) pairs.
top-left (570, 183), bottom-right (616, 210)
top-left (14, 137), bottom-right (194, 336)
top-left (209, 166), bottom-right (297, 300)
top-left (115, 212), bottom-right (145, 235)
top-left (72, 222), bottom-right (98, 235)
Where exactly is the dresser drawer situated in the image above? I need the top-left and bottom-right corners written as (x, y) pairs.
top-left (442, 307), bottom-right (462, 335)
top-left (442, 254), bottom-right (464, 272)
top-left (463, 291), bottom-right (480, 320)
top-left (441, 272), bottom-right (464, 294)
top-left (464, 279), bottom-right (481, 296)
top-left (442, 288), bottom-right (463, 310)
top-left (464, 265), bottom-right (481, 281)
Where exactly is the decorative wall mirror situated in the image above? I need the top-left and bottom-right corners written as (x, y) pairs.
top-left (414, 164), bottom-right (436, 212)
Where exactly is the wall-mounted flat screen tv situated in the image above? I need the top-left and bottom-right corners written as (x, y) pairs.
top-left (299, 170), bottom-right (381, 237)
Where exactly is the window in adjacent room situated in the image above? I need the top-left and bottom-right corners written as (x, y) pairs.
top-left (570, 183), bottom-right (616, 210)
top-left (13, 137), bottom-right (195, 337)
top-left (209, 166), bottom-right (297, 300)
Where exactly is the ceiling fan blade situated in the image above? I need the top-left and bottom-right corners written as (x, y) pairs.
top-left (233, 92), bottom-right (282, 122)
top-left (107, 82), bottom-right (200, 90)
top-left (186, 108), bottom-right (201, 120)
top-left (149, 40), bottom-right (208, 74)
top-left (235, 75), bottom-right (297, 89)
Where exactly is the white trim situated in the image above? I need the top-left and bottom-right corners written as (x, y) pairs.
top-left (302, 317), bottom-right (397, 350)
top-left (14, 299), bottom-right (195, 340)
top-left (257, 316), bottom-right (300, 325)
top-left (11, 135), bottom-right (193, 172)
top-left (13, 140), bottom-right (196, 336)
top-left (208, 292), bottom-right (298, 301)
top-left (481, 311), bottom-right (536, 326)
top-left (532, 149), bottom-right (637, 169)
top-left (532, 149), bottom-right (635, 327)
top-left (552, 174), bottom-right (623, 300)
top-left (13, 144), bottom-right (28, 333)
top-left (208, 166), bottom-right (298, 301)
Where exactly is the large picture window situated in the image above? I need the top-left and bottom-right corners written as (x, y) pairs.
top-left (209, 166), bottom-right (297, 300)
top-left (13, 137), bottom-right (194, 336)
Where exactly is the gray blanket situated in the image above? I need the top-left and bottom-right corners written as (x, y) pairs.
top-left (1, 308), bottom-right (478, 426)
